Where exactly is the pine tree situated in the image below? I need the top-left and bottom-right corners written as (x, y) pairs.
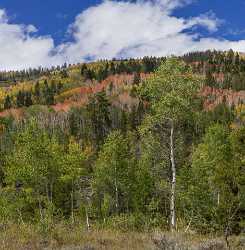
top-left (16, 91), bottom-right (25, 107)
top-left (133, 72), bottom-right (141, 85)
top-left (4, 95), bottom-right (12, 109)
top-left (34, 81), bottom-right (40, 98)
top-left (24, 91), bottom-right (33, 107)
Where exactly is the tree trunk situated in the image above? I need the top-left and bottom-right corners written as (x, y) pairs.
top-left (170, 120), bottom-right (176, 231)
top-left (85, 206), bottom-right (90, 231)
top-left (38, 196), bottom-right (43, 222)
top-left (114, 165), bottom-right (119, 214)
top-left (115, 177), bottom-right (119, 214)
top-left (71, 180), bottom-right (74, 224)
top-left (50, 182), bottom-right (53, 203)
top-left (45, 181), bottom-right (49, 202)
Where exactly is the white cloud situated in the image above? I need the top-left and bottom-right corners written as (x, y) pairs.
top-left (26, 25), bottom-right (38, 33)
top-left (1, 0), bottom-right (245, 70)
top-left (58, 0), bottom-right (236, 62)
top-left (58, 0), bottom-right (222, 62)
top-left (187, 11), bottom-right (222, 32)
top-left (0, 9), bottom-right (64, 71)
top-left (155, 0), bottom-right (194, 11)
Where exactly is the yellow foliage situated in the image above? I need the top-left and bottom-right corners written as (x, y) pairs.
top-left (235, 104), bottom-right (245, 122)
top-left (0, 123), bottom-right (5, 134)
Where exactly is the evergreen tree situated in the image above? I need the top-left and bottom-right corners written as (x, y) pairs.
top-left (133, 72), bottom-right (141, 85)
top-left (16, 91), bottom-right (25, 107)
top-left (24, 91), bottom-right (33, 107)
top-left (87, 91), bottom-right (111, 146)
top-left (34, 81), bottom-right (40, 99)
top-left (4, 95), bottom-right (12, 109)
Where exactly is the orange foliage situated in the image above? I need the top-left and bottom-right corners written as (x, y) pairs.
top-left (0, 108), bottom-right (24, 120)
top-left (53, 73), bottom-right (150, 112)
top-left (200, 86), bottom-right (245, 110)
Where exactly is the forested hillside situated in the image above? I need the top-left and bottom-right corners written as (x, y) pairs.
top-left (0, 51), bottom-right (244, 249)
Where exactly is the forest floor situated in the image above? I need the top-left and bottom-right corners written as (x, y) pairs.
top-left (0, 223), bottom-right (245, 250)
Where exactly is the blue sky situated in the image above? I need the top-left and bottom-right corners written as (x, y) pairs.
top-left (174, 0), bottom-right (245, 40)
top-left (0, 0), bottom-right (245, 70)
top-left (0, 0), bottom-right (100, 45)
top-left (1, 0), bottom-right (244, 43)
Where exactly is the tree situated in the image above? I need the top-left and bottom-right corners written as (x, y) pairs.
top-left (16, 91), bottom-right (25, 107)
top-left (60, 138), bottom-right (89, 224)
top-left (34, 81), bottom-right (41, 101)
top-left (81, 64), bottom-right (88, 76)
top-left (43, 82), bottom-right (55, 105)
top-left (184, 124), bottom-right (244, 235)
top-left (4, 120), bottom-right (63, 221)
top-left (229, 126), bottom-right (245, 233)
top-left (133, 72), bottom-right (141, 85)
top-left (139, 58), bottom-right (201, 230)
top-left (4, 95), bottom-right (12, 109)
top-left (205, 69), bottom-right (216, 87)
top-left (97, 64), bottom-right (109, 82)
top-left (87, 91), bottom-right (111, 146)
top-left (57, 81), bottom-right (63, 94)
top-left (24, 91), bottom-right (33, 107)
top-left (94, 131), bottom-right (136, 218)
top-left (60, 69), bottom-right (68, 78)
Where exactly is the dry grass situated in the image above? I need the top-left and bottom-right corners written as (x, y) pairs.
top-left (0, 223), bottom-right (244, 250)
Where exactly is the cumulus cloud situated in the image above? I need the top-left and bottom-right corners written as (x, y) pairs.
top-left (187, 11), bottom-right (221, 32)
top-left (1, 0), bottom-right (245, 70)
top-left (60, 0), bottom-right (245, 62)
top-left (58, 0), bottom-right (221, 62)
top-left (0, 9), bottom-right (64, 71)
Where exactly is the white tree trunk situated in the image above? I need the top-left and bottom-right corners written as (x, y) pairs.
top-left (114, 165), bottom-right (119, 214)
top-left (170, 121), bottom-right (176, 231)
top-left (115, 177), bottom-right (119, 213)
top-left (85, 206), bottom-right (90, 231)
top-left (71, 183), bottom-right (74, 224)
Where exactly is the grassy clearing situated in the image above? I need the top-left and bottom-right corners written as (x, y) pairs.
top-left (0, 223), bottom-right (244, 250)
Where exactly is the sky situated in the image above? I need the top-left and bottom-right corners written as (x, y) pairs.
top-left (0, 0), bottom-right (245, 70)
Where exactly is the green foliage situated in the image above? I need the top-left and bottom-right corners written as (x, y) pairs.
top-left (179, 124), bottom-right (245, 233)
top-left (87, 91), bottom-right (112, 146)
top-left (0, 56), bottom-right (244, 236)
top-left (183, 50), bottom-right (245, 90)
top-left (94, 131), bottom-right (135, 216)
top-left (4, 95), bottom-right (12, 109)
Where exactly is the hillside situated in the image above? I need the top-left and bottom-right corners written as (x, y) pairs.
top-left (0, 52), bottom-right (244, 250)
top-left (0, 51), bottom-right (245, 117)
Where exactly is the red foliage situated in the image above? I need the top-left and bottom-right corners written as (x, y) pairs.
top-left (200, 86), bottom-right (245, 110)
top-left (53, 73), bottom-right (150, 112)
top-left (0, 108), bottom-right (24, 120)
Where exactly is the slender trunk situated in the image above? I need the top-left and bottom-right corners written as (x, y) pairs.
top-left (38, 196), bottom-right (43, 222)
top-left (225, 226), bottom-right (231, 250)
top-left (71, 180), bottom-right (74, 224)
top-left (85, 206), bottom-right (90, 231)
top-left (217, 191), bottom-right (220, 206)
top-left (115, 179), bottom-right (119, 214)
top-left (170, 120), bottom-right (176, 231)
top-left (114, 165), bottom-right (119, 214)
top-left (45, 181), bottom-right (49, 202)
top-left (50, 182), bottom-right (53, 203)
top-left (17, 208), bottom-right (24, 224)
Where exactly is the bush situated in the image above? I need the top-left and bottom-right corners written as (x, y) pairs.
top-left (152, 233), bottom-right (189, 250)
top-left (196, 239), bottom-right (227, 250)
top-left (101, 213), bottom-right (149, 232)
